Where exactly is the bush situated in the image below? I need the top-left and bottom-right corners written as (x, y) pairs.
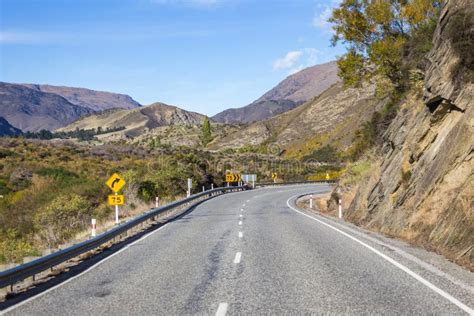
top-left (34, 194), bottom-right (92, 248)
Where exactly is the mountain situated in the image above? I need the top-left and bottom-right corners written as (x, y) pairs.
top-left (211, 80), bottom-right (388, 156)
top-left (22, 84), bottom-right (141, 111)
top-left (0, 82), bottom-right (94, 132)
top-left (59, 102), bottom-right (206, 138)
top-left (0, 117), bottom-right (22, 136)
top-left (212, 61), bottom-right (340, 124)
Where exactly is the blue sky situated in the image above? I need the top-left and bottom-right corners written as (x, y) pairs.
top-left (0, 0), bottom-right (345, 116)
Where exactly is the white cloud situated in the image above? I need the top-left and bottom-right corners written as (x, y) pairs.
top-left (312, 0), bottom-right (341, 33)
top-left (272, 51), bottom-right (303, 70)
top-left (273, 48), bottom-right (321, 75)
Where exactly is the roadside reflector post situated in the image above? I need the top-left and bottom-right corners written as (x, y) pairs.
top-left (211, 183), bottom-right (214, 190)
top-left (202, 186), bottom-right (205, 192)
top-left (155, 196), bottom-right (159, 208)
top-left (310, 195), bottom-right (313, 209)
top-left (187, 178), bottom-right (192, 197)
top-left (338, 199), bottom-right (342, 219)
top-left (115, 192), bottom-right (119, 224)
top-left (91, 218), bottom-right (97, 237)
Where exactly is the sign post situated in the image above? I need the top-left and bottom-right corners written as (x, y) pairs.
top-left (106, 173), bottom-right (126, 224)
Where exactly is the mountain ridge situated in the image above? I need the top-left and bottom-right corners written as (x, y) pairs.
top-left (212, 61), bottom-right (340, 124)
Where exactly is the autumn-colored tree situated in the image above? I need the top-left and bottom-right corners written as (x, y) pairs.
top-left (330, 0), bottom-right (442, 89)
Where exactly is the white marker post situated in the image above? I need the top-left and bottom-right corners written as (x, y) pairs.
top-left (202, 186), bottom-right (205, 192)
top-left (91, 218), bottom-right (97, 237)
top-left (155, 196), bottom-right (159, 208)
top-left (211, 183), bottom-right (214, 190)
top-left (338, 199), bottom-right (342, 219)
top-left (309, 195), bottom-right (313, 209)
top-left (187, 178), bottom-right (192, 197)
top-left (115, 192), bottom-right (119, 224)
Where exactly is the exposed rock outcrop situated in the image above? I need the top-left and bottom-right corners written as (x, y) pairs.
top-left (344, 0), bottom-right (473, 268)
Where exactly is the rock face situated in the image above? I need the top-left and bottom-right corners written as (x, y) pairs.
top-left (0, 82), bottom-right (94, 132)
top-left (60, 102), bottom-right (206, 138)
top-left (346, 0), bottom-right (473, 267)
top-left (23, 84), bottom-right (141, 112)
top-left (0, 117), bottom-right (22, 136)
top-left (212, 61), bottom-right (340, 124)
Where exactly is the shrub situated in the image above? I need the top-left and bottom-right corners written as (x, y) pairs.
top-left (34, 194), bottom-right (92, 248)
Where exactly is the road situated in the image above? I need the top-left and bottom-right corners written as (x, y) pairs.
top-left (2, 184), bottom-right (474, 315)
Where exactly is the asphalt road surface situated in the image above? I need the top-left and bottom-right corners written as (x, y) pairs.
top-left (3, 184), bottom-right (473, 315)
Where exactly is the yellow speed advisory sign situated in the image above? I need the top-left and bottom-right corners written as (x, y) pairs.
top-left (106, 173), bottom-right (126, 193)
top-left (108, 194), bottom-right (125, 205)
top-left (225, 173), bottom-right (241, 182)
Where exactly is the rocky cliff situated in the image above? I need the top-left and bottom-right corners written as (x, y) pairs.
top-left (342, 0), bottom-right (473, 268)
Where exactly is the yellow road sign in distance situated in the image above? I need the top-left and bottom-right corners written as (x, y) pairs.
top-left (225, 173), bottom-right (241, 183)
top-left (108, 194), bottom-right (125, 205)
top-left (272, 172), bottom-right (278, 180)
top-left (106, 173), bottom-right (126, 193)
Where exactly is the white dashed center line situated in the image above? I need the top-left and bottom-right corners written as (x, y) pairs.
top-left (239, 214), bottom-right (243, 218)
top-left (215, 302), bottom-right (228, 316)
top-left (239, 231), bottom-right (243, 238)
top-left (240, 208), bottom-right (244, 212)
top-left (238, 221), bottom-right (242, 225)
top-left (234, 252), bottom-right (242, 264)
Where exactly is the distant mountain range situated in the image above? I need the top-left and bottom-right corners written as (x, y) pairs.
top-left (0, 61), bottom-right (339, 135)
top-left (0, 82), bottom-right (141, 132)
top-left (212, 61), bottom-right (340, 124)
top-left (59, 102), bottom-right (206, 138)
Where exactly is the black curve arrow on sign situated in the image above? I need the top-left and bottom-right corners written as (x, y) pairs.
top-left (111, 178), bottom-right (120, 188)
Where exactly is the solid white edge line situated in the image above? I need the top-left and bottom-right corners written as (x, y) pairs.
top-left (1, 223), bottom-right (170, 315)
top-left (286, 194), bottom-right (474, 315)
top-left (215, 302), bottom-right (228, 316)
top-left (233, 252), bottom-right (242, 264)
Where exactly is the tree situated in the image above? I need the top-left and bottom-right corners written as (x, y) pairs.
top-left (329, 0), bottom-right (442, 89)
top-left (201, 116), bottom-right (212, 146)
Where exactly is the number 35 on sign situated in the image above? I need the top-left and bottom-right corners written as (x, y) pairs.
top-left (108, 194), bottom-right (125, 205)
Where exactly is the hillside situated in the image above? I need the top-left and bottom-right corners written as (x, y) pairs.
top-left (212, 61), bottom-right (340, 123)
top-left (0, 82), bottom-right (94, 132)
top-left (327, 0), bottom-right (474, 268)
top-left (0, 117), bottom-right (22, 136)
top-left (23, 84), bottom-right (141, 111)
top-left (211, 81), bottom-right (388, 157)
top-left (59, 102), bottom-right (206, 138)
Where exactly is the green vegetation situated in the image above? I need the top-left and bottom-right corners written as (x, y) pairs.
top-left (330, 0), bottom-right (442, 90)
top-left (303, 145), bottom-right (340, 163)
top-left (23, 126), bottom-right (126, 141)
top-left (201, 116), bottom-right (212, 146)
top-left (0, 138), bottom-right (321, 263)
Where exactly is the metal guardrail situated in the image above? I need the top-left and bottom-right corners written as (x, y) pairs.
top-left (0, 185), bottom-right (248, 289)
top-left (256, 180), bottom-right (337, 186)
